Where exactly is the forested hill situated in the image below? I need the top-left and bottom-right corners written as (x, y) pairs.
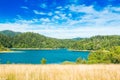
top-left (0, 30), bottom-right (120, 50)
top-left (12, 32), bottom-right (74, 48)
top-left (70, 35), bottom-right (120, 50)
top-left (0, 30), bottom-right (21, 37)
top-left (0, 30), bottom-right (74, 49)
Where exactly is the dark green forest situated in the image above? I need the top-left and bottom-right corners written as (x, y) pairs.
top-left (70, 36), bottom-right (120, 50)
top-left (0, 30), bottom-right (75, 49)
top-left (0, 30), bottom-right (120, 63)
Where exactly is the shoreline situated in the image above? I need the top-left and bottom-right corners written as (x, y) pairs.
top-left (0, 48), bottom-right (91, 52)
top-left (68, 49), bottom-right (90, 52)
top-left (10, 48), bottom-right (60, 50)
top-left (0, 50), bottom-right (15, 53)
top-left (11, 48), bottom-right (91, 52)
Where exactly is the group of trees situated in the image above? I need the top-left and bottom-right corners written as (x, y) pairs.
top-left (88, 46), bottom-right (120, 64)
top-left (70, 35), bottom-right (120, 50)
top-left (12, 32), bottom-right (75, 48)
top-left (0, 30), bottom-right (74, 49)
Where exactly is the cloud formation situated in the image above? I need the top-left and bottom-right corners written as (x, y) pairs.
top-left (0, 0), bottom-right (120, 38)
top-left (0, 22), bottom-right (120, 39)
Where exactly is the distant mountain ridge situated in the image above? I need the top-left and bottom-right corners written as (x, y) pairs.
top-left (0, 30), bottom-right (21, 37)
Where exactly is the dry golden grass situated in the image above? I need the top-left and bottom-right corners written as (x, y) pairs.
top-left (0, 64), bottom-right (120, 80)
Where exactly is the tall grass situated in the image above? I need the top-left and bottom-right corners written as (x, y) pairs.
top-left (0, 64), bottom-right (120, 80)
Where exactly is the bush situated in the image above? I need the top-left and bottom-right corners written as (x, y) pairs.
top-left (41, 58), bottom-right (47, 64)
top-left (76, 57), bottom-right (83, 64)
top-left (7, 61), bottom-right (11, 64)
top-left (88, 47), bottom-right (120, 64)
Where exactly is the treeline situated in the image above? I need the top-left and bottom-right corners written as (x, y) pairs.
top-left (88, 46), bottom-right (120, 64)
top-left (70, 35), bottom-right (120, 64)
top-left (12, 32), bottom-right (75, 48)
top-left (0, 30), bottom-right (120, 50)
top-left (70, 35), bottom-right (120, 50)
top-left (0, 30), bottom-right (74, 49)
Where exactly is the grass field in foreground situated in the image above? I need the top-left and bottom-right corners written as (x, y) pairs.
top-left (0, 64), bottom-right (120, 80)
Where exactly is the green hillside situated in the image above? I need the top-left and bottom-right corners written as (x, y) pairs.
top-left (0, 30), bottom-right (120, 50)
top-left (0, 30), bottom-right (21, 37)
top-left (70, 35), bottom-right (120, 50)
top-left (0, 31), bottom-right (74, 49)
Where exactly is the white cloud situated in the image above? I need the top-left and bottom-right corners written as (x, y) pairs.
top-left (66, 4), bottom-right (120, 26)
top-left (56, 6), bottom-right (62, 9)
top-left (0, 23), bottom-right (120, 39)
top-left (40, 3), bottom-right (47, 8)
top-left (21, 6), bottom-right (29, 9)
top-left (1, 5), bottom-right (120, 39)
top-left (59, 13), bottom-right (67, 19)
top-left (68, 13), bottom-right (72, 17)
top-left (33, 10), bottom-right (46, 15)
top-left (16, 19), bottom-right (38, 24)
top-left (40, 18), bottom-right (50, 22)
top-left (0, 23), bottom-right (28, 32)
top-left (53, 15), bottom-right (60, 19)
top-left (48, 12), bottom-right (53, 16)
top-left (69, 5), bottom-right (96, 14)
top-left (55, 11), bottom-right (60, 14)
top-left (111, 7), bottom-right (120, 12)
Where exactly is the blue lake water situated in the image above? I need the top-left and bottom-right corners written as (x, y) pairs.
top-left (0, 49), bottom-right (89, 64)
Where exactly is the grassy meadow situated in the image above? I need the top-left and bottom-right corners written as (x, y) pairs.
top-left (0, 64), bottom-right (120, 80)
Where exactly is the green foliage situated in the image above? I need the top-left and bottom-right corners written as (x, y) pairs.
top-left (0, 33), bottom-right (12, 48)
top-left (12, 32), bottom-right (74, 48)
top-left (76, 57), bottom-right (83, 64)
top-left (88, 46), bottom-right (120, 64)
top-left (1, 30), bottom-right (120, 51)
top-left (0, 42), bottom-right (10, 51)
top-left (0, 30), bottom-right (21, 37)
top-left (81, 59), bottom-right (87, 64)
top-left (41, 58), bottom-right (47, 64)
top-left (76, 57), bottom-right (87, 64)
top-left (71, 35), bottom-right (120, 50)
top-left (7, 61), bottom-right (11, 64)
top-left (0, 30), bottom-right (75, 50)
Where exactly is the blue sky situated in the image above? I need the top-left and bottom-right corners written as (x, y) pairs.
top-left (0, 0), bottom-right (120, 39)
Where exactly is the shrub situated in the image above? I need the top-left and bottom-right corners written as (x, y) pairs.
top-left (41, 58), bottom-right (47, 64)
top-left (7, 61), bottom-right (11, 64)
top-left (76, 57), bottom-right (83, 64)
top-left (88, 47), bottom-right (120, 64)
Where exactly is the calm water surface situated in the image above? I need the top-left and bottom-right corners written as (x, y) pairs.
top-left (0, 49), bottom-right (89, 64)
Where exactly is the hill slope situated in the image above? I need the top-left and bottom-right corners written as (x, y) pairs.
top-left (70, 35), bottom-right (120, 50)
top-left (0, 30), bottom-right (120, 50)
top-left (0, 30), bottom-right (21, 37)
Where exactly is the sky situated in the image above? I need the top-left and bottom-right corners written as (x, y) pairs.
top-left (0, 0), bottom-right (120, 39)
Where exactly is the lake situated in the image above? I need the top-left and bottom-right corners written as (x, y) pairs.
top-left (0, 49), bottom-right (89, 64)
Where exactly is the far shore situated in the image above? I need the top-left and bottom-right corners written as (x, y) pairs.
top-left (0, 50), bottom-right (16, 53)
top-left (0, 48), bottom-right (91, 52)
top-left (10, 48), bottom-right (61, 50)
top-left (11, 48), bottom-right (91, 52)
top-left (68, 49), bottom-right (90, 52)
